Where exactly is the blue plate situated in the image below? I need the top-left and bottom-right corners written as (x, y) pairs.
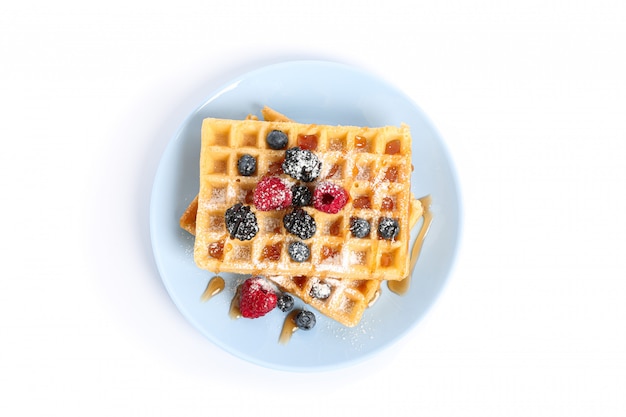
top-left (150, 60), bottom-right (461, 371)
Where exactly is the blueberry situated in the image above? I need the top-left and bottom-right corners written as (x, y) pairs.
top-left (266, 130), bottom-right (288, 150)
top-left (349, 217), bottom-right (371, 238)
top-left (282, 147), bottom-right (322, 182)
top-left (309, 280), bottom-right (331, 300)
top-left (288, 241), bottom-right (310, 262)
top-left (225, 203), bottom-right (259, 241)
top-left (237, 154), bottom-right (256, 176)
top-left (283, 208), bottom-right (316, 240)
top-left (277, 293), bottom-right (294, 312)
top-left (295, 310), bottom-right (316, 330)
top-left (291, 185), bottom-right (312, 207)
top-left (377, 217), bottom-right (399, 240)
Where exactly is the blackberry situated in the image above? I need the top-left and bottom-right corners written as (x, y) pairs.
top-left (237, 154), bottom-right (256, 176)
top-left (277, 293), bottom-right (294, 312)
top-left (295, 310), bottom-right (316, 330)
top-left (266, 129), bottom-right (288, 150)
top-left (283, 208), bottom-right (316, 240)
top-left (288, 241), bottom-right (310, 262)
top-left (378, 217), bottom-right (399, 240)
top-left (349, 217), bottom-right (371, 238)
top-left (282, 147), bottom-right (322, 182)
top-left (309, 280), bottom-right (331, 300)
top-left (291, 185), bottom-right (312, 207)
top-left (224, 203), bottom-right (259, 241)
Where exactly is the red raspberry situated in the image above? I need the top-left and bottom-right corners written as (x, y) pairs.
top-left (313, 182), bottom-right (348, 214)
top-left (239, 277), bottom-right (278, 319)
top-left (253, 176), bottom-right (292, 211)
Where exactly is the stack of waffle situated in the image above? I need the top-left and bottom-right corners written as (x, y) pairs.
top-left (180, 107), bottom-right (422, 327)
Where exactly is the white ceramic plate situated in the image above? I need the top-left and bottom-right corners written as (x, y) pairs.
top-left (150, 60), bottom-right (461, 371)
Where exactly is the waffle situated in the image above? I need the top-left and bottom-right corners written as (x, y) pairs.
top-left (180, 192), bottom-right (423, 327)
top-left (193, 117), bottom-right (414, 281)
top-left (179, 195), bottom-right (199, 235)
top-left (267, 275), bottom-right (381, 327)
top-left (260, 106), bottom-right (292, 122)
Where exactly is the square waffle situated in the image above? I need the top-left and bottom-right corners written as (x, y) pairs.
top-left (193, 117), bottom-right (414, 281)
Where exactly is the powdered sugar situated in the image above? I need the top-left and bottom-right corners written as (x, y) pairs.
top-left (253, 177), bottom-right (292, 211)
top-left (349, 250), bottom-right (366, 265)
top-left (282, 147), bottom-right (322, 182)
top-left (310, 279), bottom-right (331, 299)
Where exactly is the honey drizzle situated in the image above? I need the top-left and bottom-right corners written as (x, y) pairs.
top-left (278, 310), bottom-right (300, 345)
top-left (200, 276), bottom-right (225, 302)
top-left (388, 195), bottom-right (433, 295)
top-left (229, 284), bottom-right (242, 319)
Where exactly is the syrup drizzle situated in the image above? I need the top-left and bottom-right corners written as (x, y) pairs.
top-left (388, 195), bottom-right (433, 295)
top-left (229, 284), bottom-right (242, 319)
top-left (200, 276), bottom-right (225, 302)
top-left (278, 310), bottom-right (300, 345)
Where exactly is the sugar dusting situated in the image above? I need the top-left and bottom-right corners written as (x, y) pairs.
top-left (233, 245), bottom-right (250, 261)
top-left (349, 251), bottom-right (365, 265)
top-left (254, 177), bottom-right (292, 210)
top-left (325, 310), bottom-right (382, 350)
top-left (210, 187), bottom-right (226, 205)
top-left (310, 279), bottom-right (331, 299)
top-left (282, 147), bottom-right (322, 182)
top-left (356, 164), bottom-right (371, 181)
top-left (263, 217), bottom-right (281, 233)
top-left (248, 277), bottom-right (274, 293)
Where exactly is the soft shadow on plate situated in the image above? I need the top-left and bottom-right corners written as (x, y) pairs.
top-left (150, 60), bottom-right (461, 372)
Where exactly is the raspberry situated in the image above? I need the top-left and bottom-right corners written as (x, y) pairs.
top-left (225, 204), bottom-right (259, 241)
top-left (253, 176), bottom-right (292, 211)
top-left (313, 182), bottom-right (348, 214)
top-left (282, 147), bottom-right (322, 182)
top-left (239, 277), bottom-right (278, 319)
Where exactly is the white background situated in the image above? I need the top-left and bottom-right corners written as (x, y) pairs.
top-left (1, 1), bottom-right (625, 416)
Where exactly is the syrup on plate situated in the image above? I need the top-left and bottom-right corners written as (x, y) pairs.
top-left (388, 195), bottom-right (432, 295)
top-left (201, 276), bottom-right (225, 302)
